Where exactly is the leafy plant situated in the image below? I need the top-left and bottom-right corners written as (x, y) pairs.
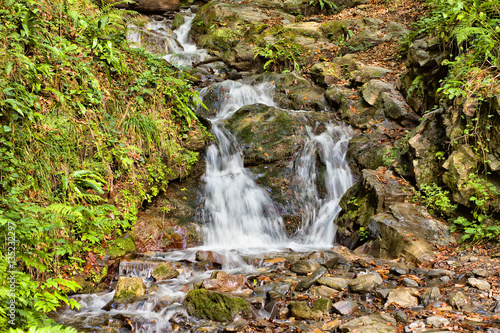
top-left (253, 37), bottom-right (308, 72)
top-left (414, 183), bottom-right (457, 217)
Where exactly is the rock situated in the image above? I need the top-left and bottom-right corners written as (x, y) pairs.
top-left (117, 0), bottom-right (180, 14)
top-left (448, 291), bottom-right (473, 311)
top-left (350, 66), bottom-right (393, 85)
top-left (472, 268), bottom-right (489, 277)
top-left (386, 22), bottom-right (409, 40)
top-left (204, 271), bottom-right (247, 292)
top-left (374, 90), bottom-right (420, 128)
top-left (390, 266), bottom-right (409, 276)
top-left (325, 85), bottom-right (352, 109)
top-left (171, 13), bottom-right (184, 30)
top-left (253, 282), bottom-right (291, 298)
top-left (310, 54), bottom-right (360, 87)
top-left (339, 314), bottom-right (396, 333)
top-left (318, 276), bottom-right (350, 291)
top-left (349, 273), bottom-right (383, 293)
top-left (296, 266), bottom-right (327, 291)
top-left (374, 288), bottom-right (391, 300)
top-left (114, 277), bottom-right (146, 303)
top-left (312, 298), bottom-right (332, 314)
top-left (468, 277), bottom-right (490, 291)
top-left (151, 262), bottom-right (179, 281)
top-left (426, 316), bottom-right (450, 328)
top-left (402, 278), bottom-right (419, 288)
top-left (322, 320), bottom-right (342, 331)
top-left (196, 250), bottom-right (225, 268)
top-left (492, 301), bottom-right (500, 313)
top-left (310, 285), bottom-right (340, 298)
top-left (361, 80), bottom-right (395, 106)
top-left (363, 169), bottom-right (414, 211)
top-left (346, 29), bottom-right (389, 52)
top-left (290, 260), bottom-right (320, 275)
top-left (308, 251), bottom-right (345, 268)
top-left (332, 299), bottom-right (358, 315)
top-left (368, 203), bottom-right (455, 264)
top-left (427, 269), bottom-right (454, 278)
top-left (320, 19), bottom-right (358, 41)
top-left (442, 145), bottom-right (480, 207)
top-left (225, 318), bottom-right (248, 332)
top-left (184, 289), bottom-right (250, 321)
top-left (288, 301), bottom-right (323, 320)
top-left (421, 286), bottom-right (441, 308)
top-left (394, 310), bottom-right (408, 323)
top-left (385, 288), bottom-right (419, 308)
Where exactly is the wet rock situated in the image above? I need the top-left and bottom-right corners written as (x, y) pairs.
top-left (332, 299), bottom-right (358, 315)
top-left (184, 289), bottom-right (250, 322)
top-left (290, 260), bottom-right (320, 275)
top-left (312, 298), bottom-right (332, 314)
top-left (151, 262), bottom-right (179, 281)
top-left (296, 266), bottom-right (327, 291)
top-left (402, 278), bottom-right (419, 288)
top-left (171, 13), bottom-right (184, 30)
top-left (225, 318), bottom-right (248, 332)
top-left (114, 277), bottom-right (146, 303)
top-left (421, 286), bottom-right (441, 308)
top-left (308, 251), bottom-right (345, 268)
top-left (108, 234), bottom-right (136, 259)
top-left (385, 287), bottom-right (419, 308)
top-left (203, 271), bottom-right (247, 292)
top-left (288, 301), bottom-right (323, 320)
top-left (322, 320), bottom-right (342, 331)
top-left (426, 316), bottom-right (450, 328)
top-left (363, 169), bottom-right (414, 211)
top-left (318, 276), bottom-right (350, 290)
top-left (468, 277), bottom-right (490, 291)
top-left (448, 291), bottom-right (473, 311)
top-left (196, 250), bottom-right (224, 268)
top-left (349, 272), bottom-right (383, 293)
top-left (253, 282), bottom-right (291, 298)
top-left (390, 266), bottom-right (409, 276)
top-left (339, 314), bottom-right (396, 333)
top-left (310, 54), bottom-right (360, 87)
top-left (427, 269), bottom-right (454, 278)
top-left (310, 285), bottom-right (340, 298)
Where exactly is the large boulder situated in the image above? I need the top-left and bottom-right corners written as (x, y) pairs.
top-left (115, 0), bottom-right (180, 14)
top-left (114, 277), bottom-right (146, 303)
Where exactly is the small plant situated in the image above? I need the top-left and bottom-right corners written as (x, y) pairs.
top-left (414, 183), bottom-right (457, 217)
top-left (308, 0), bottom-right (338, 11)
top-left (253, 38), bottom-right (307, 72)
top-left (359, 226), bottom-right (369, 241)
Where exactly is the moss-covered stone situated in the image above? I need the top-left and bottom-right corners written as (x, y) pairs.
top-left (288, 301), bottom-right (323, 320)
top-left (114, 276), bottom-right (146, 303)
top-left (320, 19), bottom-right (357, 41)
top-left (184, 289), bottom-right (250, 321)
top-left (107, 234), bottom-right (136, 258)
top-left (312, 298), bottom-right (333, 314)
top-left (151, 262), bottom-right (179, 281)
top-left (171, 13), bottom-right (184, 30)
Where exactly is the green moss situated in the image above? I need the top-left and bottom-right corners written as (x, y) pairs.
top-left (108, 235), bottom-right (136, 258)
top-left (152, 263), bottom-right (179, 281)
top-left (312, 298), bottom-right (332, 313)
top-left (171, 13), bottom-right (185, 30)
top-left (185, 289), bottom-right (250, 321)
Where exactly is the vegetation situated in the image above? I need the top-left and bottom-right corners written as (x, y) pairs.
top-left (0, 0), bottom-right (206, 330)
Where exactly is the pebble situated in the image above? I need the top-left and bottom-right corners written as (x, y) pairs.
top-left (395, 310), bottom-right (408, 323)
top-left (332, 299), bottom-right (358, 315)
top-left (440, 276), bottom-right (451, 284)
top-left (427, 269), bottom-right (454, 278)
top-left (421, 286), bottom-right (441, 308)
top-left (472, 268), bottom-right (489, 277)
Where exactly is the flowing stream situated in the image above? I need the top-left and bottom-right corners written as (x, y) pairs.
top-left (53, 9), bottom-right (354, 332)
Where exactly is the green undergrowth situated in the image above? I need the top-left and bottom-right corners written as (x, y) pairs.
top-left (0, 0), bottom-right (207, 330)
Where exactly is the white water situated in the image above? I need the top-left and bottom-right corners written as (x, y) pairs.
top-left (163, 10), bottom-right (209, 67)
top-left (200, 81), bottom-right (287, 250)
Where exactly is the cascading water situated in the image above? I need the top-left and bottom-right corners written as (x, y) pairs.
top-left (199, 81), bottom-right (287, 249)
top-left (293, 125), bottom-right (354, 247)
top-left (163, 10), bottom-right (209, 66)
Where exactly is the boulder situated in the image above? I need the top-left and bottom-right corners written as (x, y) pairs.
top-left (296, 266), bottom-right (328, 291)
top-left (332, 299), bottom-right (358, 315)
top-left (184, 289), bottom-right (250, 321)
top-left (127, 0), bottom-right (180, 14)
top-left (310, 54), bottom-right (360, 87)
top-left (345, 29), bottom-right (389, 53)
top-left (317, 276), bottom-right (350, 290)
top-left (114, 277), bottom-right (146, 303)
top-left (350, 66), bottom-right (393, 85)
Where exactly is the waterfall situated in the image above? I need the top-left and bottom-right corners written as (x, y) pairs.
top-left (200, 81), bottom-right (286, 249)
top-left (293, 125), bottom-right (354, 247)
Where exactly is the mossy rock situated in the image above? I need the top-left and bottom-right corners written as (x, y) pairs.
top-left (198, 27), bottom-right (245, 52)
top-left (171, 13), bottom-right (184, 30)
top-left (107, 234), bottom-right (136, 258)
top-left (288, 301), bottom-right (323, 320)
top-left (184, 289), bottom-right (250, 321)
top-left (114, 277), bottom-right (146, 303)
top-left (320, 19), bottom-right (357, 41)
top-left (152, 262), bottom-right (179, 281)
